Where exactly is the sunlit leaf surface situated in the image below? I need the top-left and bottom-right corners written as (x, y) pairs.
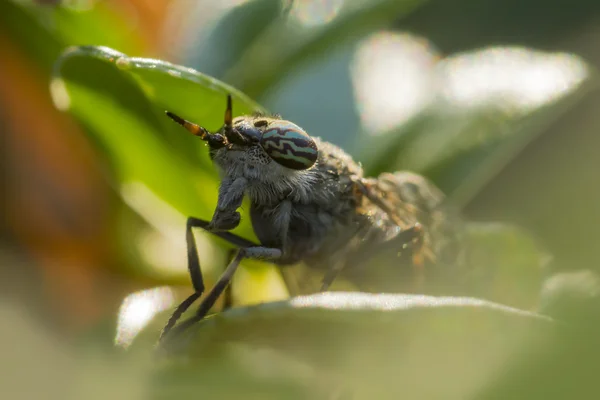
top-left (115, 286), bottom-right (176, 349)
top-left (155, 292), bottom-right (553, 399)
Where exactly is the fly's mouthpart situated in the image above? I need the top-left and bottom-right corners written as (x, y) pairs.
top-left (165, 110), bottom-right (226, 148)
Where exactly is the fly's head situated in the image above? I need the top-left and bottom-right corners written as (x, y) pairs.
top-left (166, 95), bottom-right (319, 184)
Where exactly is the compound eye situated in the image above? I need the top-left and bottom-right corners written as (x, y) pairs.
top-left (260, 121), bottom-right (318, 170)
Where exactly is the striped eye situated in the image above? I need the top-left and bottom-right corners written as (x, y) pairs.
top-left (260, 121), bottom-right (318, 170)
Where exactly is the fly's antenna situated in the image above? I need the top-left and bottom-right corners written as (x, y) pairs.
top-left (222, 94), bottom-right (234, 139)
top-left (165, 111), bottom-right (226, 148)
top-left (224, 94), bottom-right (233, 128)
top-left (165, 111), bottom-right (208, 138)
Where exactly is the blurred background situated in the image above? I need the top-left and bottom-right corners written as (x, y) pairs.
top-left (2, 0), bottom-right (600, 399)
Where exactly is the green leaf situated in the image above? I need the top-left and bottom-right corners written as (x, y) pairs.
top-left (461, 222), bottom-right (550, 308)
top-left (157, 292), bottom-right (553, 399)
top-left (153, 344), bottom-right (338, 399)
top-left (53, 45), bottom-right (262, 220)
top-left (0, 0), bottom-right (144, 73)
top-left (475, 271), bottom-right (600, 400)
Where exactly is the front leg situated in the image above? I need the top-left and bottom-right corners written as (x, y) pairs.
top-left (160, 246), bottom-right (282, 345)
top-left (208, 177), bottom-right (247, 231)
top-left (160, 178), bottom-right (249, 341)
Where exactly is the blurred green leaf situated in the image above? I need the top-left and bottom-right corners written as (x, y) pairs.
top-left (51, 2), bottom-right (144, 55)
top-left (398, 0), bottom-right (600, 63)
top-left (0, 0), bottom-right (143, 73)
top-left (463, 83), bottom-right (600, 276)
top-left (359, 75), bottom-right (596, 208)
top-left (157, 292), bottom-right (553, 399)
top-left (0, 1), bottom-right (62, 72)
top-left (185, 0), bottom-right (284, 79)
top-left (226, 0), bottom-right (428, 98)
top-left (474, 273), bottom-right (600, 400)
top-left (462, 222), bottom-right (550, 308)
top-left (153, 344), bottom-right (338, 400)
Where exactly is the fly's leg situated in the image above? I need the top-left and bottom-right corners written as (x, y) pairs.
top-left (159, 216), bottom-right (260, 341)
top-left (192, 246), bottom-right (281, 323)
top-left (221, 249), bottom-right (237, 312)
top-left (320, 259), bottom-right (347, 291)
top-left (162, 246), bottom-right (282, 343)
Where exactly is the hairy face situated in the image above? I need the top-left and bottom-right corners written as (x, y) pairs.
top-left (210, 140), bottom-right (305, 185)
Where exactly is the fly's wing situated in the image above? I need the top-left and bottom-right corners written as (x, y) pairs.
top-left (366, 171), bottom-right (462, 262)
top-left (349, 171), bottom-right (466, 293)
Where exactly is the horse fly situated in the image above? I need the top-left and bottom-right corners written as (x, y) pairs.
top-left (159, 95), bottom-right (464, 343)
